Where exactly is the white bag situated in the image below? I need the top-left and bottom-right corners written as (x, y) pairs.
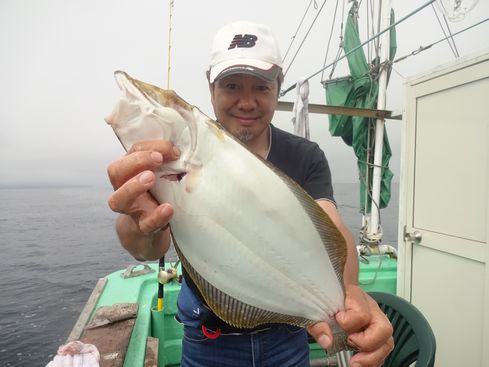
top-left (46, 341), bottom-right (100, 367)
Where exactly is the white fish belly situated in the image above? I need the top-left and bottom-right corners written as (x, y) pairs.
top-left (152, 113), bottom-right (344, 322)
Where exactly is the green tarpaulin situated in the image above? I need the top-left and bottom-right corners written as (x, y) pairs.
top-left (324, 5), bottom-right (396, 213)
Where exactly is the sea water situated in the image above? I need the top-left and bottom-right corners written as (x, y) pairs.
top-left (0, 183), bottom-right (398, 366)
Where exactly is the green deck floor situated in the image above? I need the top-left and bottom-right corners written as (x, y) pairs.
top-left (91, 255), bottom-right (397, 366)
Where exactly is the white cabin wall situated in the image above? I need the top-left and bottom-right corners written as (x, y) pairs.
top-left (398, 49), bottom-right (489, 367)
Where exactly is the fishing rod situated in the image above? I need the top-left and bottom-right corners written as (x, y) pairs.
top-left (158, 0), bottom-right (176, 312)
top-left (167, 0), bottom-right (174, 89)
top-left (158, 256), bottom-right (165, 311)
top-left (280, 0), bottom-right (437, 97)
top-left (157, 255), bottom-right (181, 312)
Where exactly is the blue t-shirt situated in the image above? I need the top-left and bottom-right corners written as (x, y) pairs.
top-left (267, 124), bottom-right (334, 202)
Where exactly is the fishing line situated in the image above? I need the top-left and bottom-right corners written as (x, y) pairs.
top-left (281, 0), bottom-right (437, 97)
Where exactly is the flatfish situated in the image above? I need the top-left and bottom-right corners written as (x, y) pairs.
top-left (105, 71), bottom-right (348, 345)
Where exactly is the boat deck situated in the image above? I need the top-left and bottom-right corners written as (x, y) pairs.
top-left (70, 256), bottom-right (397, 366)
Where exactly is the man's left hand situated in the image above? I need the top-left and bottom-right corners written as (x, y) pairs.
top-left (307, 285), bottom-right (394, 367)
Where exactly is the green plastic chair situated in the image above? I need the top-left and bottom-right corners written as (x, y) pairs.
top-left (368, 292), bottom-right (436, 367)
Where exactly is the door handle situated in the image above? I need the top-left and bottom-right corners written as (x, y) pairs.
top-left (404, 229), bottom-right (422, 244)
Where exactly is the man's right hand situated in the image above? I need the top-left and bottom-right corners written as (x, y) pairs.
top-left (107, 140), bottom-right (180, 260)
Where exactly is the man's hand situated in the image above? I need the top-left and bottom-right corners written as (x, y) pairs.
top-left (106, 140), bottom-right (180, 260)
top-left (307, 285), bottom-right (394, 367)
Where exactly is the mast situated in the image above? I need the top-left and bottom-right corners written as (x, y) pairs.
top-left (367, 0), bottom-right (392, 240)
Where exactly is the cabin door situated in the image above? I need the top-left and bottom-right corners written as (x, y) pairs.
top-left (398, 52), bottom-right (489, 367)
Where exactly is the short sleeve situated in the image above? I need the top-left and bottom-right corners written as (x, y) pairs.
top-left (302, 144), bottom-right (335, 202)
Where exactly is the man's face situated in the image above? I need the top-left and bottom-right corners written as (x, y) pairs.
top-left (209, 74), bottom-right (279, 144)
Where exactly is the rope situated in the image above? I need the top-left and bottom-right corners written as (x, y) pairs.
top-left (355, 0), bottom-right (379, 64)
top-left (442, 12), bottom-right (460, 57)
top-left (358, 248), bottom-right (383, 285)
top-left (358, 179), bottom-right (384, 245)
top-left (281, 0), bottom-right (437, 97)
top-left (320, 0), bottom-right (341, 81)
top-left (366, 0), bottom-right (371, 61)
top-left (374, 0), bottom-right (382, 60)
top-left (355, 115), bottom-right (385, 234)
top-left (393, 17), bottom-right (489, 64)
top-left (328, 0), bottom-right (348, 80)
top-left (284, 0), bottom-right (330, 77)
top-left (391, 65), bottom-right (405, 79)
top-left (357, 158), bottom-right (390, 171)
top-left (282, 0), bottom-right (315, 64)
top-left (431, 4), bottom-right (458, 58)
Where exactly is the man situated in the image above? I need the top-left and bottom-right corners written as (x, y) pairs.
top-left (107, 21), bottom-right (393, 367)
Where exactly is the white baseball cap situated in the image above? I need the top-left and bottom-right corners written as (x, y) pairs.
top-left (208, 21), bottom-right (283, 83)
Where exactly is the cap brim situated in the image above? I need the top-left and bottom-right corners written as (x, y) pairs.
top-left (209, 59), bottom-right (280, 83)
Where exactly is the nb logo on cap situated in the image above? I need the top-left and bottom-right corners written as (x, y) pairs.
top-left (228, 34), bottom-right (257, 49)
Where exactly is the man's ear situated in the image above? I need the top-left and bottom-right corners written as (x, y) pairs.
top-left (206, 70), bottom-right (211, 82)
top-left (208, 81), bottom-right (215, 102)
top-left (207, 70), bottom-right (215, 102)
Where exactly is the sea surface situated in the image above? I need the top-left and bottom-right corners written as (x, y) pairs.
top-left (0, 183), bottom-right (399, 366)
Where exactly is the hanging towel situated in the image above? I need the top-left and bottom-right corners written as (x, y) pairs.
top-left (291, 78), bottom-right (310, 140)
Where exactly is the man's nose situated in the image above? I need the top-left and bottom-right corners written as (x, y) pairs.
top-left (236, 90), bottom-right (257, 110)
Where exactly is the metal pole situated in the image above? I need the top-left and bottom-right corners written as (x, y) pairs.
top-left (368, 0), bottom-right (392, 238)
top-left (336, 350), bottom-right (353, 367)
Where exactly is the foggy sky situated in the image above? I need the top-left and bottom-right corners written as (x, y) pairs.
top-left (1, 0), bottom-right (488, 187)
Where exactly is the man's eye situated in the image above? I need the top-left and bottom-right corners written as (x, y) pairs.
top-left (225, 83), bottom-right (239, 90)
top-left (257, 85), bottom-right (271, 92)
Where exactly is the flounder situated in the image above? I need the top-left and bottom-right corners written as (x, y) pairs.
top-left (105, 71), bottom-right (349, 350)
